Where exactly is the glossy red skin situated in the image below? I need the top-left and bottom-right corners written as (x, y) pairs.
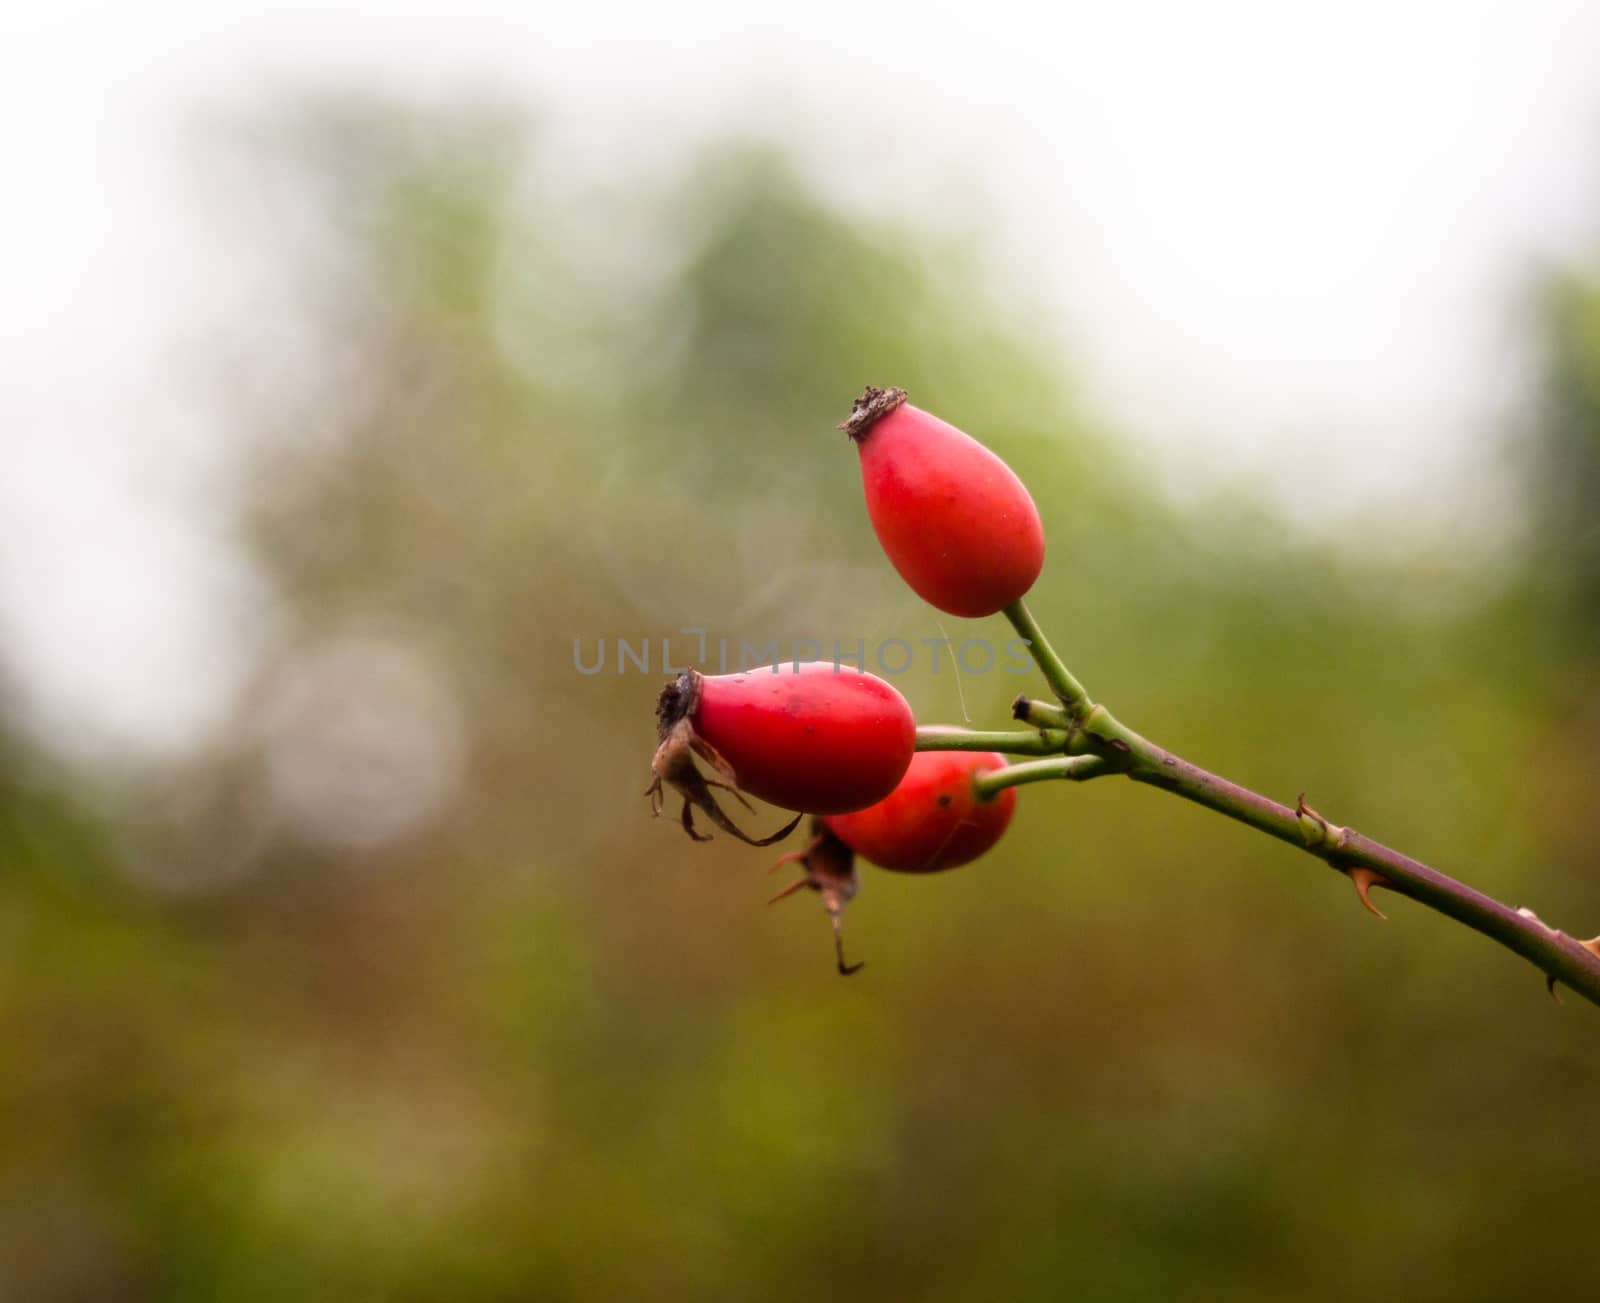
top-left (692, 663), bottom-right (915, 815)
top-left (823, 750), bottom-right (1016, 873)
top-left (855, 402), bottom-right (1045, 618)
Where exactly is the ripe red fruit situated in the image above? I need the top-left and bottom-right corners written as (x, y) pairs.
top-left (842, 386), bottom-right (1045, 619)
top-left (648, 663), bottom-right (916, 842)
top-left (824, 749), bottom-right (1017, 873)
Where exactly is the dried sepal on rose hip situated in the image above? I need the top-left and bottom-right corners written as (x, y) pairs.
top-left (768, 818), bottom-right (864, 975)
top-left (769, 751), bottom-right (1019, 974)
top-left (842, 386), bottom-right (1045, 619)
top-left (647, 671), bottom-right (800, 846)
top-left (647, 662), bottom-right (917, 843)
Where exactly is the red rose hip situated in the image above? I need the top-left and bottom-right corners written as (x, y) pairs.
top-left (842, 386), bottom-right (1045, 619)
top-left (825, 749), bottom-right (1017, 873)
top-left (647, 662), bottom-right (916, 843)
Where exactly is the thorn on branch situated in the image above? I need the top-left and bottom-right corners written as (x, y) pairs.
top-left (1545, 937), bottom-right (1600, 1004)
top-left (1345, 867), bottom-right (1390, 919)
top-left (1514, 911), bottom-right (1600, 1005)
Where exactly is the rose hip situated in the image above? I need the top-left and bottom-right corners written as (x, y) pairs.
top-left (647, 662), bottom-right (916, 843)
top-left (825, 749), bottom-right (1017, 873)
top-left (842, 386), bottom-right (1045, 619)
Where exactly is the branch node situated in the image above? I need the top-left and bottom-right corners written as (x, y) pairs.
top-left (1516, 906), bottom-right (1559, 935)
top-left (1295, 792), bottom-right (1341, 848)
top-left (1511, 916), bottom-right (1600, 1004)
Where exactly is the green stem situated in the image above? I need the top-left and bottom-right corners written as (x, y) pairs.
top-left (972, 755), bottom-right (1113, 797)
top-left (1011, 695), bottom-right (1070, 730)
top-left (916, 725), bottom-right (1070, 756)
top-left (1003, 599), bottom-right (1094, 721)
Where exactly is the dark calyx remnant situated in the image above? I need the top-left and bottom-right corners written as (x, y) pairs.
top-left (768, 818), bottom-right (864, 976)
top-left (655, 669), bottom-right (703, 740)
top-left (839, 385), bottom-right (908, 442)
top-left (647, 668), bottom-right (799, 847)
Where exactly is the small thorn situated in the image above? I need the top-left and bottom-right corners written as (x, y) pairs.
top-left (1347, 867), bottom-right (1389, 919)
top-left (1547, 973), bottom-right (1563, 1004)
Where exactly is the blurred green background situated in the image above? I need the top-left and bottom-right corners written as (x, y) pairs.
top-left (3, 97), bottom-right (1600, 1301)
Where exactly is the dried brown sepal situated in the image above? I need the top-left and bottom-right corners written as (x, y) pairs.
top-left (768, 819), bottom-right (864, 975)
top-left (655, 668), bottom-right (703, 739)
top-left (838, 385), bottom-right (908, 442)
top-left (647, 671), bottom-right (801, 846)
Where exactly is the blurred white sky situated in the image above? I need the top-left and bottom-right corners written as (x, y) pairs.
top-left (3, 0), bottom-right (1600, 761)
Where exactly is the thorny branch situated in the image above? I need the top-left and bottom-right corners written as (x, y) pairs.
top-left (914, 599), bottom-right (1600, 1008)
